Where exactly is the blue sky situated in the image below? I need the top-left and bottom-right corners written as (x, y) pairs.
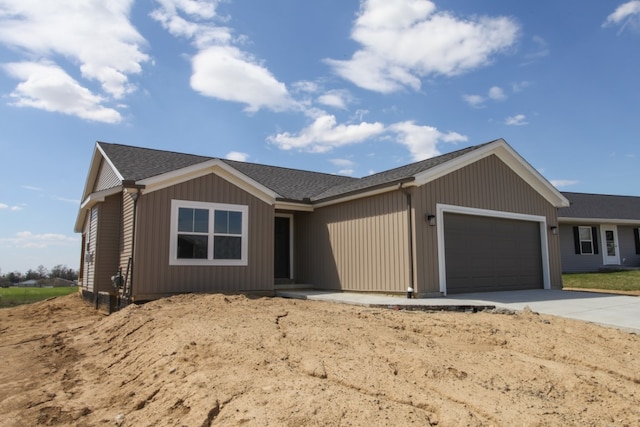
top-left (1, 0), bottom-right (639, 273)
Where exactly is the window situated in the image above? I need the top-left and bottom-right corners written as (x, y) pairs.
top-left (576, 226), bottom-right (595, 255)
top-left (170, 200), bottom-right (248, 265)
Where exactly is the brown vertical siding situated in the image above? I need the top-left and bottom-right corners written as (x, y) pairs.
top-left (131, 173), bottom-right (274, 299)
top-left (296, 191), bottom-right (410, 293)
top-left (93, 194), bottom-right (122, 293)
top-left (94, 159), bottom-right (121, 191)
top-left (413, 154), bottom-right (562, 293)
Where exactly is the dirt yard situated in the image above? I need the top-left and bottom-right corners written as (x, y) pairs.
top-left (1, 292), bottom-right (639, 426)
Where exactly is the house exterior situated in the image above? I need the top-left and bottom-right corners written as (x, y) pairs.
top-left (74, 138), bottom-right (569, 304)
top-left (558, 192), bottom-right (640, 272)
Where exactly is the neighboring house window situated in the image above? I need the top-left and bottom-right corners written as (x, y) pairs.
top-left (573, 226), bottom-right (599, 255)
top-left (635, 228), bottom-right (640, 255)
top-left (170, 200), bottom-right (248, 266)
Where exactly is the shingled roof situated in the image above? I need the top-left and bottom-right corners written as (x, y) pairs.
top-left (97, 141), bottom-right (493, 203)
top-left (559, 192), bottom-right (640, 221)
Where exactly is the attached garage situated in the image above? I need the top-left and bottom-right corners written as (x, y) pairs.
top-left (440, 209), bottom-right (547, 294)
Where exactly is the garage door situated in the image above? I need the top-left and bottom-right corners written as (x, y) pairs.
top-left (443, 213), bottom-right (543, 294)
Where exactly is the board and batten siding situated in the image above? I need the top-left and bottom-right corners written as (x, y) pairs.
top-left (131, 173), bottom-right (274, 299)
top-left (413, 154), bottom-right (563, 294)
top-left (296, 190), bottom-right (410, 293)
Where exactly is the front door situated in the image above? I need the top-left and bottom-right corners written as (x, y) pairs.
top-left (601, 225), bottom-right (621, 265)
top-left (274, 216), bottom-right (292, 279)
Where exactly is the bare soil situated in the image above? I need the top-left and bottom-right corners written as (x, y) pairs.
top-left (1, 292), bottom-right (639, 426)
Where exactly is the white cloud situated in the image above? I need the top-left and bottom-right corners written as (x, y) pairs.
top-left (330, 158), bottom-right (356, 168)
top-left (21, 185), bottom-right (42, 191)
top-left (268, 114), bottom-right (385, 153)
top-left (326, 0), bottom-right (519, 93)
top-left (463, 94), bottom-right (485, 107)
top-left (511, 81), bottom-right (531, 92)
top-left (389, 121), bottom-right (467, 161)
top-left (505, 114), bottom-right (528, 126)
top-left (522, 35), bottom-right (549, 64)
top-left (226, 151), bottom-right (249, 162)
top-left (0, 0), bottom-right (149, 116)
top-left (317, 90), bottom-right (353, 110)
top-left (191, 46), bottom-right (296, 113)
top-left (488, 86), bottom-right (506, 100)
top-left (550, 179), bottom-right (579, 188)
top-left (3, 61), bottom-right (123, 123)
top-left (464, 86), bottom-right (507, 107)
top-left (0, 231), bottom-right (79, 249)
top-left (152, 0), bottom-right (297, 113)
top-left (603, 1), bottom-right (640, 28)
top-left (52, 196), bottom-right (81, 204)
top-left (0, 203), bottom-right (22, 211)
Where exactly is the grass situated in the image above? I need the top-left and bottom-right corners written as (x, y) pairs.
top-left (563, 270), bottom-right (640, 293)
top-left (0, 286), bottom-right (78, 308)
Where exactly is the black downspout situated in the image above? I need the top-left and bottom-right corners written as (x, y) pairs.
top-left (403, 187), bottom-right (415, 298)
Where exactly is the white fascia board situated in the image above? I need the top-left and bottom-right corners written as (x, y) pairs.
top-left (274, 201), bottom-right (314, 212)
top-left (558, 217), bottom-right (640, 225)
top-left (137, 159), bottom-right (279, 205)
top-left (413, 139), bottom-right (570, 208)
top-left (96, 143), bottom-right (125, 181)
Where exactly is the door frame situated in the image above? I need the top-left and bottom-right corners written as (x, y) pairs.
top-left (274, 213), bottom-right (294, 280)
top-left (436, 203), bottom-right (551, 295)
top-left (600, 224), bottom-right (621, 265)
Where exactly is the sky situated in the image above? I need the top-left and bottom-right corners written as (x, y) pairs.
top-left (0, 0), bottom-right (639, 274)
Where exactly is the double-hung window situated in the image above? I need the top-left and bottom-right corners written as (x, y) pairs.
top-left (578, 226), bottom-right (594, 255)
top-left (170, 200), bottom-right (248, 265)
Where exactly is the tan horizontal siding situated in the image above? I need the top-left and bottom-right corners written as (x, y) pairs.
top-left (132, 173), bottom-right (274, 298)
top-left (94, 158), bottom-right (121, 191)
top-left (413, 154), bottom-right (562, 293)
top-left (296, 191), bottom-right (410, 293)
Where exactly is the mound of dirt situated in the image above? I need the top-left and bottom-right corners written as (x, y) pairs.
top-left (1, 292), bottom-right (639, 426)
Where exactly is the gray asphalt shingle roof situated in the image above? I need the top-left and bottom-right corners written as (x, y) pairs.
top-left (559, 192), bottom-right (640, 221)
top-left (97, 140), bottom-right (494, 203)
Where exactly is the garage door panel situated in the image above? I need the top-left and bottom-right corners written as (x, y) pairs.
top-left (444, 213), bottom-right (543, 294)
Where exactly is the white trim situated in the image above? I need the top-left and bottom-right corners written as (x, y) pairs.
top-left (436, 204), bottom-right (551, 295)
top-left (600, 224), bottom-right (621, 265)
top-left (169, 200), bottom-right (249, 266)
top-left (274, 201), bottom-right (314, 212)
top-left (139, 159), bottom-right (279, 205)
top-left (559, 217), bottom-right (640, 225)
top-left (80, 187), bottom-right (122, 209)
top-left (96, 143), bottom-right (125, 181)
top-left (275, 213), bottom-right (294, 279)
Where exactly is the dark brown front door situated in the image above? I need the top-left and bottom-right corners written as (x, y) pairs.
top-left (274, 216), bottom-right (291, 279)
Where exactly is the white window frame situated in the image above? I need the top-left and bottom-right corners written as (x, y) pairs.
top-left (169, 200), bottom-right (248, 266)
top-left (578, 226), bottom-right (594, 255)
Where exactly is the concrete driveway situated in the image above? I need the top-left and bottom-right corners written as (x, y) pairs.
top-left (277, 289), bottom-right (640, 334)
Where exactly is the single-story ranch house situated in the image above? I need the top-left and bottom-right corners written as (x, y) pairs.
top-left (75, 138), bottom-right (572, 304)
top-left (559, 192), bottom-right (640, 272)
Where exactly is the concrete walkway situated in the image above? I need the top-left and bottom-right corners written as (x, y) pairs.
top-left (277, 289), bottom-right (640, 334)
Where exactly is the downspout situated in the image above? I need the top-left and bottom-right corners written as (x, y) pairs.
top-left (401, 184), bottom-right (415, 298)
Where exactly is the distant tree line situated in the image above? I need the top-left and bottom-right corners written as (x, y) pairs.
top-left (0, 265), bottom-right (78, 287)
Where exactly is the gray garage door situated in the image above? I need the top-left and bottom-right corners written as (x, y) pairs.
top-left (444, 213), bottom-right (543, 294)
